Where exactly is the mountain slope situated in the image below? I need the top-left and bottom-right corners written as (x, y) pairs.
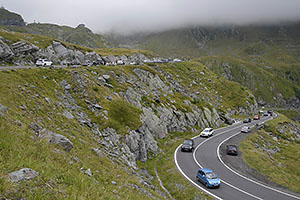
top-left (0, 7), bottom-right (25, 26)
top-left (0, 58), bottom-right (257, 199)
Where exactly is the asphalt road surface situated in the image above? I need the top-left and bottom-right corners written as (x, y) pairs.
top-left (174, 115), bottom-right (300, 200)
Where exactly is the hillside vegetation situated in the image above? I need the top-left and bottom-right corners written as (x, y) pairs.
top-left (240, 114), bottom-right (300, 192)
top-left (0, 60), bottom-right (257, 199)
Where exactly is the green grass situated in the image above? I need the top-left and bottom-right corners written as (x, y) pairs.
top-left (107, 99), bottom-right (142, 135)
top-left (240, 114), bottom-right (300, 192)
top-left (0, 68), bottom-right (160, 199)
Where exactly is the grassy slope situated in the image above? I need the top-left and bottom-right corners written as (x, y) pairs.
top-left (0, 68), bottom-right (158, 199)
top-left (240, 114), bottom-right (300, 192)
top-left (0, 60), bottom-right (255, 199)
top-left (197, 56), bottom-right (299, 104)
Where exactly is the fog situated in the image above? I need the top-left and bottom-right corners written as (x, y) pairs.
top-left (2, 0), bottom-right (300, 34)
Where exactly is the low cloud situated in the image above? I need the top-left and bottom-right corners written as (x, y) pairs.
top-left (3, 0), bottom-right (300, 34)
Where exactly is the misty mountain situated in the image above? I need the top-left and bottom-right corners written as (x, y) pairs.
top-left (106, 23), bottom-right (300, 59)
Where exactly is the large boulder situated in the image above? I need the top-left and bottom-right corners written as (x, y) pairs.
top-left (121, 87), bottom-right (142, 109)
top-left (0, 39), bottom-right (14, 62)
top-left (52, 41), bottom-right (70, 58)
top-left (40, 129), bottom-right (73, 152)
top-left (133, 68), bottom-right (170, 94)
top-left (140, 107), bottom-right (167, 138)
top-left (8, 168), bottom-right (39, 182)
top-left (11, 40), bottom-right (39, 55)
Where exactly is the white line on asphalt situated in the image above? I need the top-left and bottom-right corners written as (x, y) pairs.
top-left (174, 145), bottom-right (223, 200)
top-left (193, 133), bottom-right (264, 200)
top-left (217, 129), bottom-right (300, 199)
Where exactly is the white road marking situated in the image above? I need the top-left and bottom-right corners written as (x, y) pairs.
top-left (174, 145), bottom-right (223, 200)
top-left (217, 128), bottom-right (300, 199)
top-left (193, 132), bottom-right (264, 200)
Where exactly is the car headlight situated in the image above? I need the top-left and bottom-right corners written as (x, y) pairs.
top-left (208, 181), bottom-right (213, 185)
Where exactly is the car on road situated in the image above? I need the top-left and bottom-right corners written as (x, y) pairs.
top-left (196, 168), bottom-right (221, 188)
top-left (200, 128), bottom-right (214, 137)
top-left (241, 126), bottom-right (251, 133)
top-left (36, 59), bottom-right (53, 66)
top-left (263, 112), bottom-right (269, 117)
top-left (181, 139), bottom-right (194, 152)
top-left (243, 118), bottom-right (251, 123)
top-left (253, 115), bottom-right (260, 120)
top-left (268, 110), bottom-right (273, 116)
top-left (226, 144), bottom-right (238, 155)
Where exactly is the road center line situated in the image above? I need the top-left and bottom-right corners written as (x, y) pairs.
top-left (216, 128), bottom-right (300, 200)
top-left (193, 131), bottom-right (264, 200)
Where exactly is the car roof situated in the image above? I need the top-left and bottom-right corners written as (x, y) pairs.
top-left (203, 128), bottom-right (212, 131)
top-left (184, 139), bottom-right (193, 142)
top-left (200, 168), bottom-right (213, 173)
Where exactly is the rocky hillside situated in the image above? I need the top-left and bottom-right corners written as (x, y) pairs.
top-left (0, 7), bottom-right (25, 26)
top-left (106, 24), bottom-right (300, 112)
top-left (0, 8), bottom-right (108, 49)
top-left (0, 55), bottom-right (257, 199)
top-left (0, 29), bottom-right (152, 66)
top-left (197, 56), bottom-right (300, 109)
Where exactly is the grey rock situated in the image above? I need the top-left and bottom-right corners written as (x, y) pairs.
top-left (0, 104), bottom-right (7, 117)
top-left (63, 110), bottom-right (74, 119)
top-left (111, 181), bottom-right (117, 185)
top-left (141, 107), bottom-right (167, 138)
top-left (84, 168), bottom-right (92, 177)
top-left (93, 104), bottom-right (102, 110)
top-left (105, 96), bottom-right (112, 101)
top-left (121, 87), bottom-right (142, 109)
top-left (11, 40), bottom-right (39, 55)
top-left (103, 75), bottom-right (110, 81)
top-left (40, 129), bottom-right (73, 152)
top-left (8, 168), bottom-right (39, 182)
top-left (0, 39), bottom-right (14, 62)
top-left (60, 80), bottom-right (72, 90)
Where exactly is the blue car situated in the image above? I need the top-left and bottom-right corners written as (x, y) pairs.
top-left (196, 168), bottom-right (221, 188)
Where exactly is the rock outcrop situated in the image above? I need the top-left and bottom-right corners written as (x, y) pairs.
top-left (8, 168), bottom-right (39, 182)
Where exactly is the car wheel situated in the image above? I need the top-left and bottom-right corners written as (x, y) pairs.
top-left (205, 183), bottom-right (209, 188)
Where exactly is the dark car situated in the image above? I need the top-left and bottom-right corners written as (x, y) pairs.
top-left (263, 112), bottom-right (269, 117)
top-left (196, 168), bottom-right (221, 188)
top-left (243, 118), bottom-right (251, 123)
top-left (268, 110), bottom-right (273, 116)
top-left (226, 144), bottom-right (238, 155)
top-left (181, 139), bottom-right (194, 152)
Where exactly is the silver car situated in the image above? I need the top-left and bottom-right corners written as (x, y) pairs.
top-left (241, 126), bottom-right (250, 133)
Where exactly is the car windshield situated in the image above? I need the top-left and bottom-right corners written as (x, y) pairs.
top-left (183, 140), bottom-right (192, 145)
top-left (228, 145), bottom-right (237, 150)
top-left (206, 172), bottom-right (217, 179)
top-left (204, 129), bottom-right (210, 132)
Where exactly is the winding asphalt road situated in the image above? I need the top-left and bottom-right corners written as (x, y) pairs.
top-left (174, 116), bottom-right (300, 200)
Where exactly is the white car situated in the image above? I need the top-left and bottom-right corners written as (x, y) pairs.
top-left (116, 60), bottom-right (124, 65)
top-left (241, 126), bottom-right (251, 133)
top-left (200, 128), bottom-right (214, 137)
top-left (36, 59), bottom-right (53, 66)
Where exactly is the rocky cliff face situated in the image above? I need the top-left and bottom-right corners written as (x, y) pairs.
top-left (0, 37), bottom-right (146, 66)
top-left (0, 8), bottom-right (25, 26)
top-left (0, 59), bottom-right (257, 170)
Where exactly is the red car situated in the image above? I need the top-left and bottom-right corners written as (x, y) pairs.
top-left (253, 115), bottom-right (260, 120)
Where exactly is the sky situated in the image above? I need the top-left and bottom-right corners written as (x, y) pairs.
top-left (2, 0), bottom-right (300, 34)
